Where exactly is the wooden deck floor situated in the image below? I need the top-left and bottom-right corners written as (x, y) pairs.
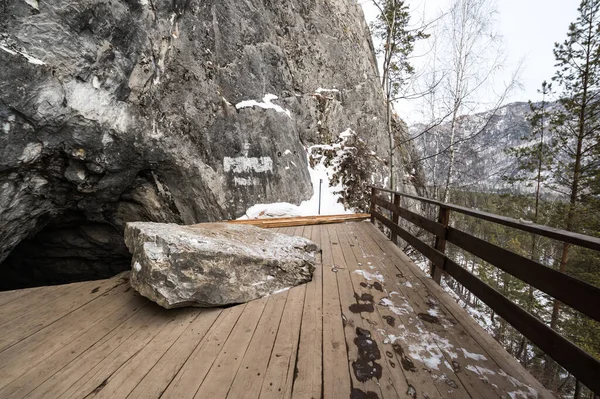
top-left (0, 221), bottom-right (553, 399)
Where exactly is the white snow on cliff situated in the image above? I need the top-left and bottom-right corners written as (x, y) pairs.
top-left (235, 94), bottom-right (292, 118)
top-left (239, 130), bottom-right (356, 219)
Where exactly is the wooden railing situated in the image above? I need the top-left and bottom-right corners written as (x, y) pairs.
top-left (369, 186), bottom-right (600, 395)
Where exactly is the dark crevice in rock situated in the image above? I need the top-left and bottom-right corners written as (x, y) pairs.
top-left (0, 214), bottom-right (131, 291)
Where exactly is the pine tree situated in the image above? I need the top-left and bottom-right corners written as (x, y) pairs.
top-left (547, 0), bottom-right (600, 331)
top-left (371, 0), bottom-right (427, 190)
top-left (533, 0), bottom-right (600, 392)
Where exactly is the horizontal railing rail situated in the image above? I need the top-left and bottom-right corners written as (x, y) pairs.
top-left (368, 186), bottom-right (600, 395)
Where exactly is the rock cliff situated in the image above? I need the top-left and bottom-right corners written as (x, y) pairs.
top-left (0, 0), bottom-right (419, 287)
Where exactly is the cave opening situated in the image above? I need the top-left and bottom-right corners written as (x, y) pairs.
top-left (0, 213), bottom-right (132, 291)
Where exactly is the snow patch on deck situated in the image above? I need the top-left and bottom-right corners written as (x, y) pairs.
top-left (354, 269), bottom-right (385, 283)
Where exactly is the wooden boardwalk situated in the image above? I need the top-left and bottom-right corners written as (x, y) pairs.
top-left (0, 221), bottom-right (553, 399)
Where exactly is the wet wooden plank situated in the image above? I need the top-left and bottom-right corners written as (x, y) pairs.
top-left (339, 223), bottom-right (465, 399)
top-left (327, 225), bottom-right (386, 398)
top-left (361, 222), bottom-right (554, 399)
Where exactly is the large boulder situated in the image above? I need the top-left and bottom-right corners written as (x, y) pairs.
top-left (125, 222), bottom-right (318, 308)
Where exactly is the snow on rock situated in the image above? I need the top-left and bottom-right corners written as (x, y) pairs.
top-left (235, 94), bottom-right (292, 118)
top-left (238, 129), bottom-right (356, 219)
top-left (224, 156), bottom-right (273, 174)
top-left (242, 203), bottom-right (304, 219)
top-left (315, 87), bottom-right (340, 95)
top-left (0, 42), bottom-right (45, 65)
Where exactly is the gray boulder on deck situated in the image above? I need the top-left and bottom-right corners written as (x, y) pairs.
top-left (124, 222), bottom-right (318, 309)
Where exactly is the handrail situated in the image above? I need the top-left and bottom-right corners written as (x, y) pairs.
top-left (368, 185), bottom-right (600, 251)
top-left (369, 186), bottom-right (600, 395)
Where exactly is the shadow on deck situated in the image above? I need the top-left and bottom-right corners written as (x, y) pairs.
top-left (0, 220), bottom-right (553, 398)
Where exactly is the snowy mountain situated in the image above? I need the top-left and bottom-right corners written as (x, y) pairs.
top-left (411, 100), bottom-right (559, 195)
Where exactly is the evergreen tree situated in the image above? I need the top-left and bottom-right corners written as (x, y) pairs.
top-left (371, 0), bottom-right (427, 190)
top-left (547, 0), bottom-right (600, 331)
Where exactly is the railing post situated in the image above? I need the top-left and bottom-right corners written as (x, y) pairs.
top-left (370, 187), bottom-right (376, 224)
top-left (391, 193), bottom-right (400, 245)
top-left (431, 206), bottom-right (450, 284)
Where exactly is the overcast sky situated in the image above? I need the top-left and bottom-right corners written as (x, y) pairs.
top-left (359, 0), bottom-right (580, 123)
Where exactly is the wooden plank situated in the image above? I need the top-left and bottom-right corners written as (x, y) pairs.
top-left (362, 222), bottom-right (555, 399)
top-left (227, 291), bottom-right (289, 398)
top-left (368, 185), bottom-right (600, 252)
top-left (0, 285), bottom-right (62, 325)
top-left (0, 278), bottom-right (124, 352)
top-left (291, 224), bottom-right (324, 398)
top-left (193, 297), bottom-right (268, 398)
top-left (84, 308), bottom-right (202, 398)
top-left (259, 284), bottom-right (306, 399)
top-left (0, 291), bottom-right (149, 399)
top-left (335, 223), bottom-right (450, 399)
top-left (161, 305), bottom-right (245, 399)
top-left (328, 224), bottom-right (389, 398)
top-left (226, 213), bottom-right (370, 228)
top-left (352, 224), bottom-right (506, 398)
top-left (320, 225), bottom-right (352, 398)
top-left (26, 299), bottom-right (165, 398)
top-left (58, 308), bottom-right (176, 398)
top-left (0, 280), bottom-right (132, 389)
top-left (447, 226), bottom-right (600, 323)
top-left (403, 257), bottom-right (555, 399)
top-left (126, 308), bottom-right (222, 399)
top-left (0, 286), bottom-right (43, 307)
top-left (228, 214), bottom-right (369, 224)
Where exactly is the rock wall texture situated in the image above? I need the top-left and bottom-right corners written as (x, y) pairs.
top-left (0, 0), bottom-right (420, 286)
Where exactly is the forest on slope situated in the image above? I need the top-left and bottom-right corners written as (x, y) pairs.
top-left (366, 0), bottom-right (600, 397)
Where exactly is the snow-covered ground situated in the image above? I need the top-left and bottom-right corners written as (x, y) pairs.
top-left (239, 130), bottom-right (356, 219)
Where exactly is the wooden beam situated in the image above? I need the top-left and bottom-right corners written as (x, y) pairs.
top-left (431, 207), bottom-right (450, 284)
top-left (225, 214), bottom-right (370, 228)
top-left (373, 196), bottom-right (445, 237)
top-left (372, 210), bottom-right (445, 266)
top-left (447, 226), bottom-right (600, 323)
top-left (368, 186), bottom-right (600, 252)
